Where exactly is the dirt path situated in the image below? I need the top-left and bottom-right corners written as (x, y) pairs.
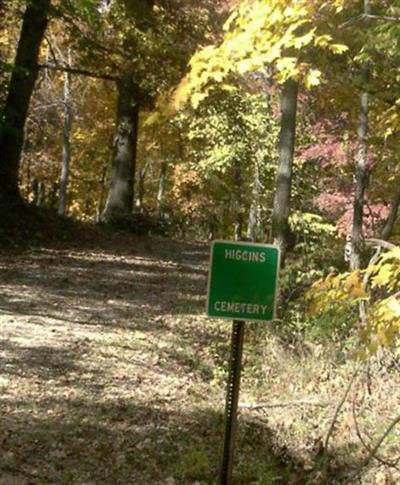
top-left (1, 237), bottom-right (236, 484)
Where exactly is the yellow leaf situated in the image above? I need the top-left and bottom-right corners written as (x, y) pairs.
top-left (345, 271), bottom-right (361, 287)
top-left (314, 34), bottom-right (333, 48)
top-left (349, 286), bottom-right (368, 299)
top-left (387, 297), bottom-right (400, 317)
top-left (328, 43), bottom-right (349, 54)
top-left (191, 92), bottom-right (208, 109)
top-left (372, 265), bottom-right (394, 287)
top-left (291, 28), bottom-right (316, 49)
top-left (304, 69), bottom-right (321, 89)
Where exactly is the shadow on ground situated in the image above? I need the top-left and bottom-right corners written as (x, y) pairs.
top-left (0, 391), bottom-right (358, 484)
top-left (0, 238), bottom-right (209, 330)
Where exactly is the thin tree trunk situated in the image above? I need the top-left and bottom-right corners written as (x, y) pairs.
top-left (381, 178), bottom-right (400, 241)
top-left (36, 181), bottom-right (45, 207)
top-left (350, 0), bottom-right (370, 270)
top-left (208, 212), bottom-right (218, 240)
top-left (49, 181), bottom-right (58, 208)
top-left (23, 151), bottom-right (31, 200)
top-left (233, 159), bottom-right (243, 241)
top-left (272, 79), bottom-right (299, 264)
top-left (58, 55), bottom-right (73, 216)
top-left (0, 0), bottom-right (51, 205)
top-left (247, 161), bottom-right (262, 242)
top-left (100, 75), bottom-right (139, 223)
top-left (31, 178), bottom-right (39, 205)
top-left (96, 163), bottom-right (108, 222)
top-left (136, 160), bottom-right (150, 211)
top-left (156, 160), bottom-right (167, 214)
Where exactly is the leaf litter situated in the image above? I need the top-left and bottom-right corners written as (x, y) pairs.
top-left (1, 235), bottom-right (400, 484)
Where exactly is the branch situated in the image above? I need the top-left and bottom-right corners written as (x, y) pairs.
top-left (37, 62), bottom-right (118, 82)
top-left (31, 101), bottom-right (63, 111)
top-left (239, 399), bottom-right (329, 409)
top-left (363, 246), bottom-right (382, 289)
top-left (340, 13), bottom-right (400, 28)
top-left (44, 35), bottom-right (59, 65)
top-left (364, 238), bottom-right (396, 250)
top-left (352, 388), bottom-right (400, 470)
top-left (322, 366), bottom-right (360, 479)
top-left (53, 5), bottom-right (121, 63)
top-left (345, 413), bottom-right (400, 483)
top-left (365, 14), bottom-right (400, 22)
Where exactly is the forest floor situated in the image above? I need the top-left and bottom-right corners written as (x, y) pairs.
top-left (1, 233), bottom-right (400, 484)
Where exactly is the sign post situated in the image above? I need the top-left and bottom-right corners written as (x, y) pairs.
top-left (220, 319), bottom-right (245, 485)
top-left (206, 241), bottom-right (280, 485)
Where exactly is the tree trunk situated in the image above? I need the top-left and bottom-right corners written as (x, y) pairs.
top-left (100, 75), bottom-right (139, 223)
top-left (272, 79), bottom-right (299, 263)
top-left (381, 178), bottom-right (400, 241)
top-left (36, 181), bottom-right (45, 207)
top-left (136, 160), bottom-right (150, 211)
top-left (156, 160), bottom-right (167, 214)
top-left (96, 163), bottom-right (109, 222)
top-left (31, 178), bottom-right (39, 205)
top-left (0, 0), bottom-right (51, 205)
top-left (58, 64), bottom-right (73, 216)
top-left (350, 0), bottom-right (370, 270)
top-left (233, 159), bottom-right (243, 241)
top-left (99, 0), bottom-right (153, 224)
top-left (49, 182), bottom-right (58, 208)
top-left (247, 160), bottom-right (262, 242)
top-left (208, 212), bottom-right (218, 240)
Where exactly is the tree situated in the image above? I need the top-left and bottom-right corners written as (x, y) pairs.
top-left (67, 0), bottom-right (225, 223)
top-left (171, 83), bottom-right (279, 240)
top-left (272, 78), bottom-right (298, 261)
top-left (101, 75), bottom-right (139, 222)
top-left (350, 0), bottom-right (371, 270)
top-left (58, 49), bottom-right (73, 216)
top-left (175, 0), bottom-right (349, 257)
top-left (382, 178), bottom-right (400, 241)
top-left (0, 0), bottom-right (51, 206)
top-left (99, 0), bottom-right (153, 222)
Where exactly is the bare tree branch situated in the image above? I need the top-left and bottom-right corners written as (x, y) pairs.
top-left (341, 13), bottom-right (400, 28)
top-left (239, 399), bottom-right (329, 409)
top-left (345, 413), bottom-right (400, 483)
top-left (364, 238), bottom-right (396, 250)
top-left (352, 386), bottom-right (400, 470)
top-left (322, 366), bottom-right (360, 479)
top-left (365, 13), bottom-right (400, 22)
top-left (51, 4), bottom-right (121, 63)
top-left (37, 62), bottom-right (119, 82)
top-left (44, 34), bottom-right (59, 65)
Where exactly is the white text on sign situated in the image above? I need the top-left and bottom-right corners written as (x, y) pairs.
top-left (214, 301), bottom-right (269, 315)
top-left (224, 249), bottom-right (266, 263)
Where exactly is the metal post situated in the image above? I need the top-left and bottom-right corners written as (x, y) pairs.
top-left (220, 320), bottom-right (245, 485)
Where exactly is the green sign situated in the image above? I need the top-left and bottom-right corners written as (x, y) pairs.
top-left (206, 240), bottom-right (280, 322)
